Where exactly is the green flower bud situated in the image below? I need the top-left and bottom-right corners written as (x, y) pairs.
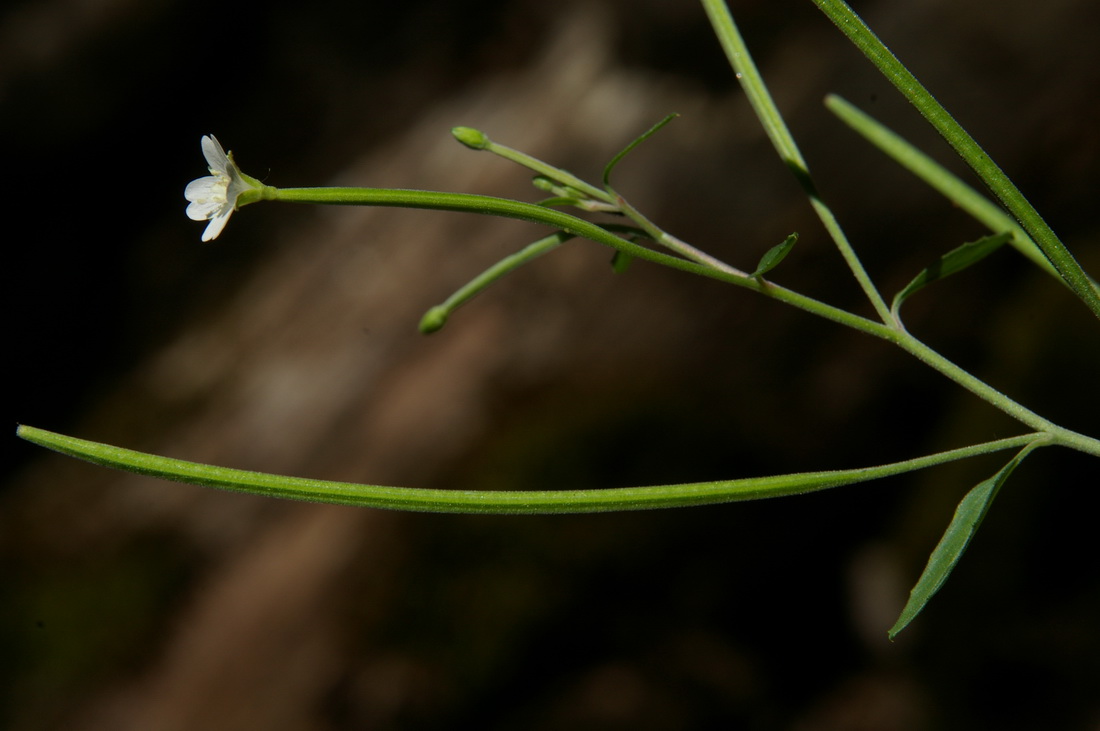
top-left (419, 306), bottom-right (450, 334)
top-left (531, 175), bottom-right (557, 193)
top-left (451, 126), bottom-right (490, 150)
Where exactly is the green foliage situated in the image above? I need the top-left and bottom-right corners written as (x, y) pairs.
top-left (811, 0), bottom-right (1100, 319)
top-left (888, 444), bottom-right (1038, 639)
top-left (602, 113), bottom-right (679, 187)
top-left (891, 232), bottom-right (1011, 317)
top-left (751, 233), bottom-right (798, 279)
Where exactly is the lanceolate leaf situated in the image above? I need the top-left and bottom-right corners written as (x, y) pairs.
top-left (752, 233), bottom-right (798, 278)
top-left (891, 232), bottom-right (1012, 317)
top-left (889, 443), bottom-right (1039, 639)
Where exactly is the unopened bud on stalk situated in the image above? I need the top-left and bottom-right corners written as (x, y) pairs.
top-left (451, 126), bottom-right (490, 150)
top-left (419, 306), bottom-right (450, 334)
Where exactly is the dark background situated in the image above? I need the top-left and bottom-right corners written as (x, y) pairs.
top-left (4, 0), bottom-right (1100, 728)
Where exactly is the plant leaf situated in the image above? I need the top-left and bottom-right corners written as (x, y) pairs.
top-left (824, 95), bottom-right (1062, 282)
top-left (751, 233), bottom-right (798, 278)
top-left (889, 443), bottom-right (1037, 639)
top-left (602, 114), bottom-right (679, 187)
top-left (891, 232), bottom-right (1011, 316)
top-left (811, 0), bottom-right (1100, 322)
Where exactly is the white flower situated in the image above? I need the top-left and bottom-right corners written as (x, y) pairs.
top-left (184, 135), bottom-right (258, 241)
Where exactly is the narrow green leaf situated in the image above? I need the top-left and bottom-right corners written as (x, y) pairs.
top-left (824, 95), bottom-right (1061, 282)
top-left (891, 232), bottom-right (1012, 316)
top-left (811, 0), bottom-right (1100, 322)
top-left (751, 233), bottom-right (798, 278)
top-left (602, 114), bottom-right (679, 187)
top-left (889, 443), bottom-right (1038, 639)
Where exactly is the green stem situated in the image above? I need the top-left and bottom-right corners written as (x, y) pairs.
top-left (810, 0), bottom-right (1100, 321)
top-left (274, 183), bottom-right (1100, 453)
top-left (420, 231), bottom-right (573, 333)
top-left (15, 425), bottom-right (1047, 514)
top-left (459, 128), bottom-right (616, 205)
top-left (273, 185), bottom-right (1099, 445)
top-left (270, 185), bottom-right (886, 335)
top-left (699, 0), bottom-right (894, 325)
top-left (697, 0), bottom-right (1100, 454)
top-left (894, 337), bottom-right (1043, 432)
top-left (867, 323), bottom-right (1096, 448)
top-left (612, 192), bottom-right (748, 276)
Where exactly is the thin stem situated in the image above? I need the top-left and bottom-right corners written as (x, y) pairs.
top-left (274, 184), bottom-right (1100, 452)
top-left (612, 192), bottom-right (748, 277)
top-left (461, 128), bottom-right (616, 205)
top-left (894, 336), bottom-right (1100, 456)
top-left (16, 425), bottom-right (1048, 514)
top-left (696, 0), bottom-right (1100, 453)
top-left (273, 185), bottom-right (1100, 445)
top-left (811, 0), bottom-right (1100, 321)
top-left (699, 0), bottom-right (894, 325)
top-left (271, 185), bottom-right (887, 335)
top-left (420, 231), bottom-right (573, 333)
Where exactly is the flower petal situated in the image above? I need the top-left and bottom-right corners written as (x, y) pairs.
top-left (202, 211), bottom-right (232, 241)
top-left (186, 200), bottom-right (219, 221)
top-left (184, 176), bottom-right (218, 199)
top-left (201, 135), bottom-right (229, 173)
top-left (185, 176), bottom-right (224, 202)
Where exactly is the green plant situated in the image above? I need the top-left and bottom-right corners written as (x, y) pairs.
top-left (17, 0), bottom-right (1098, 639)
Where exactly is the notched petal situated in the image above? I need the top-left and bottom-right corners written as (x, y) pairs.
top-left (187, 202), bottom-right (217, 219)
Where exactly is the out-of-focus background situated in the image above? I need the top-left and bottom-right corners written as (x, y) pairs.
top-left (4, 0), bottom-right (1100, 728)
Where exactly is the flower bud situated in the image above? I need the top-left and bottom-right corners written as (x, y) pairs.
top-left (419, 306), bottom-right (450, 334)
top-left (451, 126), bottom-right (490, 150)
top-left (531, 175), bottom-right (557, 193)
